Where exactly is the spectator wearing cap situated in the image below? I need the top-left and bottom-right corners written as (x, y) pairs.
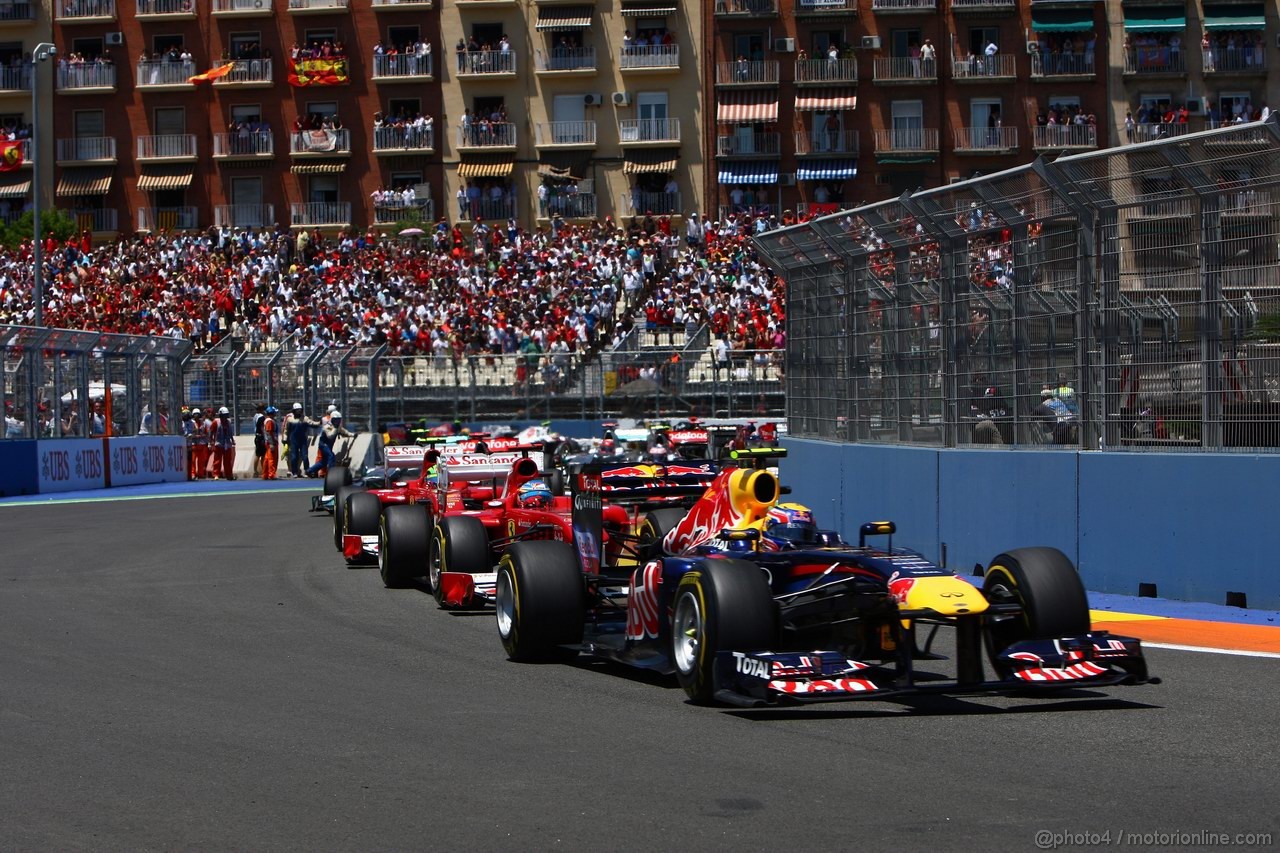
top-left (285, 403), bottom-right (317, 478)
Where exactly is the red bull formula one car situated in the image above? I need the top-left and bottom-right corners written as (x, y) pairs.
top-left (494, 448), bottom-right (1156, 707)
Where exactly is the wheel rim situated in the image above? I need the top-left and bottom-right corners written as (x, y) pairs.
top-left (671, 590), bottom-right (702, 675)
top-left (496, 567), bottom-right (515, 638)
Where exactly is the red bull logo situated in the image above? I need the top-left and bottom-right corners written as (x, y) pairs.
top-left (624, 560), bottom-right (663, 640)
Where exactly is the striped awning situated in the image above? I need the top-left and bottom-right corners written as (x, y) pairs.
top-left (795, 88), bottom-right (857, 112)
top-left (56, 167), bottom-right (113, 197)
top-left (535, 6), bottom-right (593, 31)
top-left (1203, 4), bottom-right (1265, 31)
top-left (621, 3), bottom-right (677, 15)
top-left (457, 158), bottom-right (515, 178)
top-left (718, 161), bottom-right (779, 185)
top-left (717, 91), bottom-right (779, 124)
top-left (537, 151), bottom-right (590, 182)
top-left (291, 162), bottom-right (347, 174)
top-left (796, 160), bottom-right (857, 181)
top-left (0, 173), bottom-right (31, 198)
top-left (137, 168), bottom-right (194, 191)
top-left (622, 148), bottom-right (679, 174)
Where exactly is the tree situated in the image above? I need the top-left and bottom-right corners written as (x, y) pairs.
top-left (0, 209), bottom-right (78, 249)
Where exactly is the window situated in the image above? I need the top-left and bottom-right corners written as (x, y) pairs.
top-left (305, 28), bottom-right (337, 46)
top-left (387, 98), bottom-right (420, 119)
top-left (471, 23), bottom-right (503, 46)
top-left (890, 29), bottom-right (921, 58)
top-left (309, 175), bottom-right (339, 204)
top-left (306, 101), bottom-right (337, 124)
top-left (72, 38), bottom-right (104, 60)
top-left (891, 99), bottom-right (923, 130)
top-left (229, 32), bottom-right (262, 59)
top-left (0, 42), bottom-right (22, 64)
top-left (152, 33), bottom-right (185, 54)
top-left (473, 96), bottom-right (505, 118)
top-left (1218, 91), bottom-right (1253, 119)
top-left (968, 27), bottom-right (999, 58)
top-left (811, 30), bottom-right (843, 55)
top-left (387, 25), bottom-right (419, 49)
top-left (886, 171), bottom-right (925, 195)
top-left (154, 107), bottom-right (185, 136)
top-left (154, 190), bottom-right (185, 212)
top-left (230, 104), bottom-right (261, 123)
top-left (970, 98), bottom-right (1001, 128)
top-left (1048, 94), bottom-right (1081, 110)
top-left (389, 170), bottom-right (423, 191)
top-left (552, 94), bottom-right (585, 124)
top-left (231, 176), bottom-right (262, 207)
top-left (75, 110), bottom-right (105, 137)
top-left (732, 33), bottom-right (765, 61)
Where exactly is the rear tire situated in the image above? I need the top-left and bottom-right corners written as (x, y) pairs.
top-left (546, 468), bottom-right (566, 497)
top-left (431, 515), bottom-right (492, 605)
top-left (982, 547), bottom-right (1091, 676)
top-left (324, 465), bottom-right (353, 497)
top-left (638, 507), bottom-right (688, 559)
top-left (495, 541), bottom-right (584, 661)
top-left (380, 504), bottom-right (432, 589)
top-left (672, 559), bottom-right (776, 705)
top-left (332, 485), bottom-right (357, 550)
top-left (345, 491), bottom-right (382, 540)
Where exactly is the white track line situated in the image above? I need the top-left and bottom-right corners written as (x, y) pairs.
top-left (1144, 641), bottom-right (1280, 659)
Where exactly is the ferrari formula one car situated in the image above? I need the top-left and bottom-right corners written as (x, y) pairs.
top-left (494, 449), bottom-right (1156, 707)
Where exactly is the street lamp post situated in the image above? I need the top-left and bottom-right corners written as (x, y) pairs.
top-left (31, 41), bottom-right (56, 328)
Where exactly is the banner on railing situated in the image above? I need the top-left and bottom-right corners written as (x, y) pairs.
top-left (288, 58), bottom-right (349, 87)
top-left (107, 436), bottom-right (188, 487)
top-left (294, 129), bottom-right (340, 152)
top-left (36, 439), bottom-right (105, 493)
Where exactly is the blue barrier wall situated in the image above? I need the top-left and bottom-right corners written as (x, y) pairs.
top-left (782, 439), bottom-right (1280, 609)
top-left (0, 440), bottom-right (38, 497)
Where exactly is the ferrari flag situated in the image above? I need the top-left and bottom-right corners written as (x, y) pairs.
top-left (188, 63), bottom-right (236, 84)
top-left (0, 140), bottom-right (23, 171)
top-left (288, 58), bottom-right (349, 87)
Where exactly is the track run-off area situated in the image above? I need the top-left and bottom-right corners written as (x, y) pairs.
top-left (2, 485), bottom-right (1278, 851)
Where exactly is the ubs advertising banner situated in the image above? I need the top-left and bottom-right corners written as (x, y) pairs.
top-left (36, 437), bottom-right (188, 493)
top-left (108, 437), bottom-right (188, 487)
top-left (36, 439), bottom-right (106, 493)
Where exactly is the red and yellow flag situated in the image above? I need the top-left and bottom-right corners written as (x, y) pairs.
top-left (188, 63), bottom-right (236, 84)
top-left (0, 141), bottom-right (23, 171)
top-left (288, 58), bottom-right (349, 87)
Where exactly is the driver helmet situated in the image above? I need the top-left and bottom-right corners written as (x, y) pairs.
top-left (763, 503), bottom-right (819, 548)
top-left (516, 479), bottom-right (552, 509)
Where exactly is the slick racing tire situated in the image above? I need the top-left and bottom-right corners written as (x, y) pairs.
top-left (638, 507), bottom-right (687, 559)
top-left (324, 465), bottom-right (353, 497)
top-left (332, 485), bottom-right (358, 550)
top-left (546, 468), bottom-right (566, 497)
top-left (380, 504), bottom-right (432, 589)
top-left (344, 491), bottom-right (383, 543)
top-left (981, 547), bottom-right (1091, 676)
top-left (496, 541), bottom-right (584, 662)
top-left (431, 515), bottom-right (492, 604)
top-left (672, 559), bottom-right (776, 705)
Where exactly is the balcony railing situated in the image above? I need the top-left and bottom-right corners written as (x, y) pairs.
top-left (718, 204), bottom-right (778, 222)
top-left (56, 0), bottom-right (115, 19)
top-left (535, 47), bottom-right (596, 73)
top-left (56, 136), bottom-right (117, 162)
top-left (794, 129), bottom-right (859, 155)
top-left (535, 121), bottom-right (597, 146)
top-left (539, 193), bottom-right (597, 220)
top-left (952, 54), bottom-right (1015, 80)
top-left (1121, 122), bottom-right (1192, 144)
top-left (291, 202), bottom-right (351, 226)
top-left (471, 198), bottom-right (517, 222)
top-left (136, 61), bottom-right (196, 88)
top-left (138, 207), bottom-right (198, 232)
top-left (372, 125), bottom-right (435, 152)
top-left (953, 126), bottom-right (1018, 151)
top-left (1030, 53), bottom-right (1094, 77)
top-left (1203, 48), bottom-right (1266, 75)
top-left (872, 56), bottom-right (937, 82)
top-left (456, 50), bottom-right (518, 76)
top-left (620, 45), bottom-right (679, 70)
top-left (290, 128), bottom-right (351, 155)
top-left (1124, 49), bottom-right (1186, 75)
top-left (715, 60), bottom-right (780, 86)
top-left (796, 0), bottom-right (856, 13)
top-left (618, 118), bottom-right (680, 143)
top-left (371, 0), bottom-right (433, 8)
top-left (136, 0), bottom-right (195, 16)
top-left (870, 0), bottom-right (935, 10)
top-left (0, 67), bottom-right (31, 91)
top-left (624, 190), bottom-right (681, 217)
top-left (373, 198), bottom-right (434, 224)
top-left (137, 133), bottom-right (198, 159)
top-left (794, 58), bottom-right (858, 84)
top-left (372, 54), bottom-right (434, 79)
top-left (713, 0), bottom-right (778, 15)
top-left (215, 204), bottom-right (276, 228)
top-left (0, 3), bottom-right (36, 22)
top-left (212, 0), bottom-right (274, 12)
top-left (57, 64), bottom-right (117, 90)
top-left (11, 139), bottom-right (32, 164)
top-left (873, 127), bottom-right (939, 152)
top-left (216, 59), bottom-right (273, 85)
top-left (457, 122), bottom-right (517, 148)
top-left (212, 131), bottom-right (274, 157)
top-left (716, 133), bottom-right (781, 157)
top-left (287, 0), bottom-right (349, 11)
top-left (951, 0), bottom-right (1013, 9)
top-left (64, 208), bottom-right (118, 233)
top-left (1033, 125), bottom-right (1098, 150)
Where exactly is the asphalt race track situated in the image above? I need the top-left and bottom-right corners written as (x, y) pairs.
top-left (2, 492), bottom-right (1277, 851)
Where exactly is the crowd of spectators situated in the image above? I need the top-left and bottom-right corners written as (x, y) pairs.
top-left (454, 34), bottom-right (513, 73)
top-left (372, 38), bottom-right (431, 76)
top-left (290, 39), bottom-right (347, 61)
top-left (1028, 33), bottom-right (1097, 74)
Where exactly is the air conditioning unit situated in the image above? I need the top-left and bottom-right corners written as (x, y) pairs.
top-left (779, 172), bottom-right (796, 187)
top-left (105, 32), bottom-right (124, 47)
top-left (612, 91), bottom-right (631, 107)
top-left (584, 93), bottom-right (604, 107)
top-left (1025, 41), bottom-right (1038, 55)
top-left (774, 38), bottom-right (796, 54)
top-left (860, 35), bottom-right (881, 50)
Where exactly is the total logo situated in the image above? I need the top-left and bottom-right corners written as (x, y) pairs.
top-left (733, 652), bottom-right (774, 679)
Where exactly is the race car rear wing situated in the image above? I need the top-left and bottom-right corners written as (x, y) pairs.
top-left (571, 463), bottom-right (604, 577)
top-left (437, 452), bottom-right (526, 488)
top-left (383, 444), bottom-right (428, 470)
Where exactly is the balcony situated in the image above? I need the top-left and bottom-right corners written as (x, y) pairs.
top-left (620, 45), bottom-right (679, 72)
top-left (56, 136), bottom-right (118, 165)
top-left (873, 128), bottom-right (939, 154)
top-left (290, 128), bottom-right (351, 157)
top-left (457, 122), bottom-right (517, 151)
top-left (794, 58), bottom-right (858, 85)
top-left (372, 53), bottom-right (434, 82)
top-left (952, 54), bottom-right (1015, 82)
top-left (795, 0), bottom-right (857, 15)
top-left (64, 208), bottom-right (118, 234)
top-left (0, 3), bottom-right (37, 25)
top-left (794, 129), bottom-right (859, 156)
top-left (951, 0), bottom-right (1014, 12)
top-left (371, 0), bottom-right (433, 9)
top-left (373, 199), bottom-right (434, 225)
top-left (136, 0), bottom-right (196, 20)
top-left (534, 121), bottom-right (597, 149)
top-left (715, 60), bottom-right (780, 87)
top-left (137, 134), bottom-right (198, 162)
top-left (138, 207), bottom-right (198, 232)
top-left (57, 64), bottom-right (117, 93)
top-left (456, 50), bottom-right (518, 78)
top-left (718, 204), bottom-right (778, 223)
top-left (372, 125), bottom-right (436, 155)
top-left (1203, 48), bottom-right (1266, 76)
top-left (618, 118), bottom-right (680, 145)
top-left (136, 61), bottom-right (196, 91)
top-left (870, 0), bottom-right (935, 12)
top-left (215, 204), bottom-right (276, 228)
top-left (213, 59), bottom-right (274, 87)
top-left (535, 47), bottom-right (597, 75)
top-left (287, 0), bottom-right (348, 12)
top-left (872, 57), bottom-right (937, 84)
top-left (1030, 53), bottom-right (1094, 79)
top-left (539, 193), bottom-right (597, 221)
top-left (212, 0), bottom-right (275, 16)
top-left (1032, 125), bottom-right (1098, 151)
top-left (713, 0), bottom-right (778, 16)
top-left (456, 0), bottom-right (515, 5)
top-left (56, 0), bottom-right (116, 22)
top-left (470, 198), bottom-right (517, 222)
top-left (212, 131), bottom-right (274, 160)
top-left (716, 133), bottom-right (781, 158)
top-left (1124, 49), bottom-right (1186, 76)
top-left (1121, 123), bottom-right (1192, 145)
top-left (953, 126), bottom-right (1018, 154)
top-left (0, 67), bottom-right (31, 92)
top-left (291, 202), bottom-right (351, 228)
top-left (623, 191), bottom-right (680, 217)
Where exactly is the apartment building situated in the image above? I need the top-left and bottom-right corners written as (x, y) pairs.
top-left (0, 0), bottom-right (54, 228)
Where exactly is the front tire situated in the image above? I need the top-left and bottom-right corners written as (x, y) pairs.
top-left (345, 491), bottom-right (382, 540)
top-left (324, 465), bottom-right (353, 497)
top-left (982, 547), bottom-right (1091, 676)
top-left (332, 485), bottom-right (357, 550)
top-left (672, 559), bottom-right (775, 705)
top-left (496, 541), bottom-right (584, 661)
top-left (380, 504), bottom-right (432, 589)
top-left (431, 515), bottom-right (492, 605)
top-left (638, 507), bottom-right (688, 559)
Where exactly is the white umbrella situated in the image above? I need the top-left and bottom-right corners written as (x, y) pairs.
top-left (61, 382), bottom-right (127, 403)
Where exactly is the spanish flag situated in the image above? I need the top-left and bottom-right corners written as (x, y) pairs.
top-left (0, 140), bottom-right (23, 171)
top-left (288, 58), bottom-right (349, 87)
top-left (188, 63), bottom-right (236, 84)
